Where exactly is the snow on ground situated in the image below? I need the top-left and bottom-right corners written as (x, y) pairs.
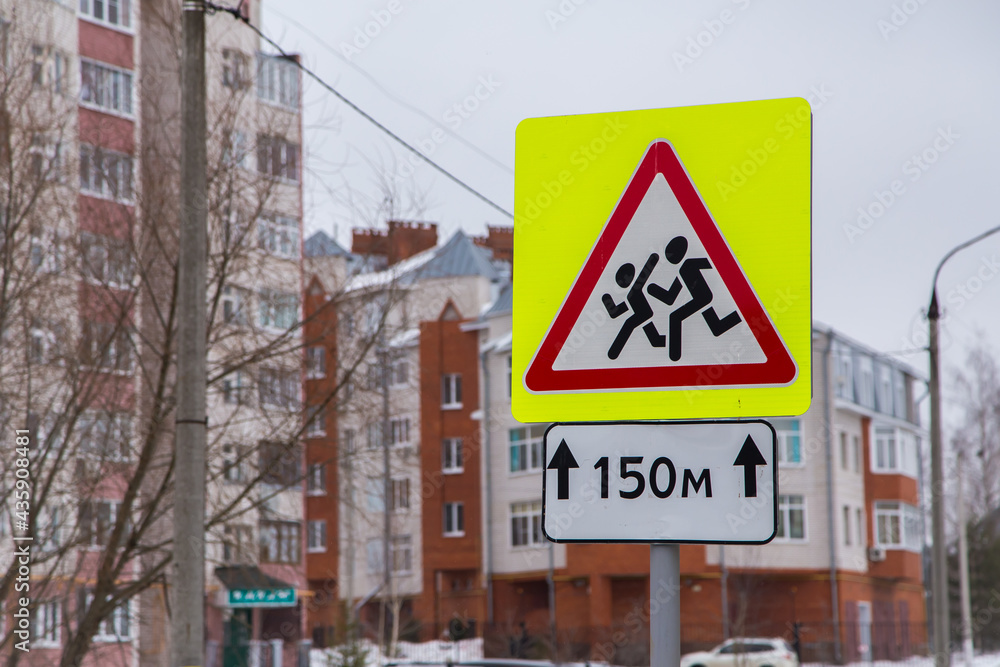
top-left (311, 637), bottom-right (483, 667)
top-left (313, 642), bottom-right (1000, 667)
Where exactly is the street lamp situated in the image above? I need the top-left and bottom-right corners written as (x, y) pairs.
top-left (927, 223), bottom-right (1000, 667)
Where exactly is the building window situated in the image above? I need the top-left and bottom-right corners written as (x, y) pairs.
top-left (258, 367), bottom-right (298, 408)
top-left (80, 232), bottom-right (133, 287)
top-left (91, 595), bottom-right (131, 642)
top-left (257, 53), bottom-right (299, 109)
top-left (843, 505), bottom-right (851, 546)
top-left (256, 134), bottom-right (299, 181)
top-left (509, 425), bottom-right (545, 474)
top-left (390, 478), bottom-right (410, 511)
top-left (391, 535), bottom-right (412, 574)
top-left (30, 134), bottom-right (63, 182)
top-left (833, 342), bottom-right (853, 401)
top-left (773, 419), bottom-right (802, 465)
top-left (307, 520), bottom-right (326, 553)
top-left (222, 48), bottom-right (250, 89)
top-left (506, 355), bottom-right (512, 398)
top-left (34, 600), bottom-right (60, 646)
top-left (389, 418), bottom-right (410, 446)
top-left (221, 128), bottom-right (250, 169)
top-left (442, 438), bottom-right (463, 474)
top-left (366, 422), bottom-right (383, 450)
top-left (872, 425), bottom-right (918, 476)
top-left (776, 494), bottom-right (806, 541)
top-left (365, 478), bottom-right (384, 512)
top-left (79, 145), bottom-right (133, 202)
top-left (853, 435), bottom-right (861, 473)
top-left (874, 501), bottom-right (921, 551)
top-left (30, 230), bottom-right (66, 274)
top-left (79, 0), bottom-right (132, 29)
top-left (78, 412), bottom-right (131, 461)
top-left (80, 59), bottom-right (133, 115)
top-left (222, 444), bottom-right (250, 483)
top-left (258, 289), bottom-right (298, 330)
top-left (511, 501), bottom-right (543, 547)
top-left (80, 321), bottom-right (133, 372)
top-left (37, 506), bottom-right (62, 553)
top-left (222, 524), bottom-right (253, 564)
top-left (306, 463), bottom-right (326, 495)
top-left (78, 500), bottom-right (124, 548)
top-left (443, 502), bottom-right (464, 537)
top-left (441, 373), bottom-right (462, 409)
top-left (365, 539), bottom-right (383, 574)
top-left (256, 213), bottom-right (299, 258)
top-left (840, 432), bottom-right (849, 470)
top-left (259, 441), bottom-right (299, 487)
top-left (876, 364), bottom-right (893, 415)
top-left (856, 355), bottom-right (875, 408)
top-left (222, 371), bottom-right (248, 405)
top-left (306, 346), bottom-right (326, 378)
top-left (32, 45), bottom-right (69, 93)
top-left (221, 286), bottom-right (249, 327)
top-left (365, 536), bottom-right (412, 574)
top-left (305, 404), bottom-right (326, 438)
top-left (856, 507), bottom-right (864, 547)
top-left (259, 521), bottom-right (301, 564)
top-left (342, 428), bottom-right (356, 453)
top-left (393, 360), bottom-right (408, 385)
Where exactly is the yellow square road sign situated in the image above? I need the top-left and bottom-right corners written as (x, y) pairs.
top-left (512, 98), bottom-right (812, 423)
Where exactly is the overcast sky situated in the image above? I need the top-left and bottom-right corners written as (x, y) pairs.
top-left (260, 0), bottom-right (1000, 422)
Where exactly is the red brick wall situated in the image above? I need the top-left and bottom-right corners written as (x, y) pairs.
top-left (415, 316), bottom-right (485, 638)
top-left (352, 221), bottom-right (438, 265)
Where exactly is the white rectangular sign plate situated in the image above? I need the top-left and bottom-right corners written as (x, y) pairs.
top-left (542, 420), bottom-right (777, 544)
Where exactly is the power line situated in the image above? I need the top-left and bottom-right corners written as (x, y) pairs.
top-left (206, 1), bottom-right (514, 220)
top-left (266, 6), bottom-right (513, 176)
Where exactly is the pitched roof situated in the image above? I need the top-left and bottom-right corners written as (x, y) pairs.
top-left (482, 280), bottom-right (512, 318)
top-left (304, 230), bottom-right (351, 258)
top-left (415, 230), bottom-right (500, 281)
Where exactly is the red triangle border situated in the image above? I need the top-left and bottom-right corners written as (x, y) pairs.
top-left (524, 140), bottom-right (797, 393)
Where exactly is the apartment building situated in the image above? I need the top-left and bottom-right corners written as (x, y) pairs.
top-left (0, 1), bottom-right (307, 665)
top-left (478, 313), bottom-right (928, 663)
top-left (302, 223), bottom-right (510, 647)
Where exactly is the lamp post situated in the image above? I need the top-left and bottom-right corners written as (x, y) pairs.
top-left (927, 223), bottom-right (1000, 667)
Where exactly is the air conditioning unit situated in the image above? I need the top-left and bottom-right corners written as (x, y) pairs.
top-left (868, 546), bottom-right (887, 562)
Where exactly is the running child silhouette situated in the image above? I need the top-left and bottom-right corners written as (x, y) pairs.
top-left (601, 235), bottom-right (741, 362)
top-left (601, 253), bottom-right (666, 360)
top-left (647, 235), bottom-right (742, 361)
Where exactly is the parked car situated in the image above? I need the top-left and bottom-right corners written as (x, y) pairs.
top-left (680, 637), bottom-right (799, 667)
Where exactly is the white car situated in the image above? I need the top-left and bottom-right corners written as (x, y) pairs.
top-left (680, 638), bottom-right (799, 667)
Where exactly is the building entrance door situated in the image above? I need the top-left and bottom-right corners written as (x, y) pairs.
top-left (224, 608), bottom-right (252, 667)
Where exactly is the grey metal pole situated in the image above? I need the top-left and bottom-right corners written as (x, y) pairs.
top-left (925, 224), bottom-right (1000, 667)
top-left (957, 449), bottom-right (973, 667)
top-left (651, 544), bottom-right (680, 667)
top-left (928, 291), bottom-right (950, 667)
top-left (381, 346), bottom-right (392, 652)
top-left (720, 546), bottom-right (729, 640)
top-left (173, 2), bottom-right (207, 666)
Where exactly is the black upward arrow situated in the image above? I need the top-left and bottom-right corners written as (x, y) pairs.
top-left (547, 439), bottom-right (579, 500)
top-left (733, 435), bottom-right (767, 498)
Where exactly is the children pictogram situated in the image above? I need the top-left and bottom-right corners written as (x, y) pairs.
top-left (602, 254), bottom-right (666, 360)
top-left (648, 236), bottom-right (742, 362)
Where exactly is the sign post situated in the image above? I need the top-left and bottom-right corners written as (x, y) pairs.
top-left (515, 98), bottom-right (812, 666)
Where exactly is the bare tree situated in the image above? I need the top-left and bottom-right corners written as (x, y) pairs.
top-left (0, 3), bottom-right (403, 665)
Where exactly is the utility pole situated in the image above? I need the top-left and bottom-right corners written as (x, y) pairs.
top-left (926, 223), bottom-right (1000, 667)
top-left (381, 343), bottom-right (392, 655)
top-left (957, 449), bottom-right (974, 667)
top-left (173, 2), bottom-right (207, 666)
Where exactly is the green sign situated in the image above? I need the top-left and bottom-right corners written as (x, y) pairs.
top-left (228, 588), bottom-right (296, 608)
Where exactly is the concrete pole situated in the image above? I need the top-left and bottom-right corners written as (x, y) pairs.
top-left (957, 450), bottom-right (973, 667)
top-left (173, 2), bottom-right (207, 666)
top-left (928, 292), bottom-right (950, 667)
top-left (650, 545), bottom-right (680, 667)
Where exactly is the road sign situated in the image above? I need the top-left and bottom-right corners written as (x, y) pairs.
top-left (541, 421), bottom-right (777, 544)
top-left (228, 587), bottom-right (297, 608)
top-left (513, 99), bottom-right (812, 422)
